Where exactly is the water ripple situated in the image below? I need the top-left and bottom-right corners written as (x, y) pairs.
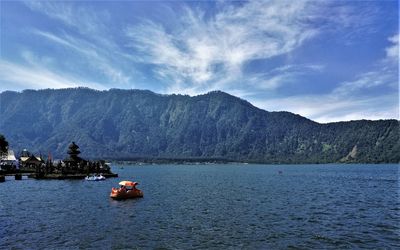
top-left (0, 164), bottom-right (399, 249)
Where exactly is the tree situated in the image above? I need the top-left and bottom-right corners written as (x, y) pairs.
top-left (0, 134), bottom-right (8, 154)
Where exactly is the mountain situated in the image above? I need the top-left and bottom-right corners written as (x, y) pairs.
top-left (0, 88), bottom-right (399, 163)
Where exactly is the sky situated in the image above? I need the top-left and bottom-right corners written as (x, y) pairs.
top-left (0, 0), bottom-right (398, 123)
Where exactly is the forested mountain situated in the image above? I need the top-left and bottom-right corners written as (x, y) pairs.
top-left (0, 88), bottom-right (398, 163)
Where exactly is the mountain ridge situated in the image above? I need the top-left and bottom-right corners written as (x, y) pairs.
top-left (0, 88), bottom-right (398, 163)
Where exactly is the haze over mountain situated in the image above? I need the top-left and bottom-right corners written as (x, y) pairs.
top-left (0, 88), bottom-right (398, 163)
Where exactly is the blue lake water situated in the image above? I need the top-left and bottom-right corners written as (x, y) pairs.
top-left (1, 164), bottom-right (399, 249)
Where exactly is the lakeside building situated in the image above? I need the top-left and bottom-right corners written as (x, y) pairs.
top-left (1, 142), bottom-right (116, 179)
top-left (19, 149), bottom-right (43, 169)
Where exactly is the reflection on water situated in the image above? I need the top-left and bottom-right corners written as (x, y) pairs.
top-left (1, 164), bottom-right (399, 249)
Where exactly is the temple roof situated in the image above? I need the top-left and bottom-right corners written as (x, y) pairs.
top-left (69, 142), bottom-right (80, 150)
top-left (24, 155), bottom-right (42, 164)
top-left (20, 149), bottom-right (31, 157)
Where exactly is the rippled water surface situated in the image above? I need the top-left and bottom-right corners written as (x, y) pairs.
top-left (1, 164), bottom-right (399, 249)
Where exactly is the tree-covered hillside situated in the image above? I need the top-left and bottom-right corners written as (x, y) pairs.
top-left (0, 88), bottom-right (398, 163)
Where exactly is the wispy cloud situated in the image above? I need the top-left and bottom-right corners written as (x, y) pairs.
top-left (317, 1), bottom-right (381, 43)
top-left (252, 33), bottom-right (399, 123)
top-left (126, 0), bottom-right (319, 94)
top-left (32, 30), bottom-right (131, 85)
top-left (124, 0), bottom-right (383, 95)
top-left (24, 1), bottom-right (110, 38)
top-left (0, 60), bottom-right (105, 91)
top-left (333, 67), bottom-right (397, 97)
top-left (334, 33), bottom-right (398, 96)
top-left (246, 64), bottom-right (325, 90)
top-left (385, 33), bottom-right (399, 62)
top-left (2, 1), bottom-right (396, 122)
top-left (23, 1), bottom-right (133, 87)
top-left (253, 93), bottom-right (398, 123)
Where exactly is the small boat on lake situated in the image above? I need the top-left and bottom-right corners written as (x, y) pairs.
top-left (110, 180), bottom-right (143, 199)
top-left (85, 174), bottom-right (106, 181)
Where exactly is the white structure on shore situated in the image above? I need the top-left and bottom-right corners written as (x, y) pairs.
top-left (0, 150), bottom-right (18, 170)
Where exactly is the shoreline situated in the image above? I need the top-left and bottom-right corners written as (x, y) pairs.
top-left (108, 159), bottom-right (399, 165)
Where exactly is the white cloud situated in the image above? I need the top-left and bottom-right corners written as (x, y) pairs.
top-left (126, 0), bottom-right (319, 94)
top-left (0, 60), bottom-right (105, 91)
top-left (252, 93), bottom-right (399, 123)
top-left (31, 30), bottom-right (131, 85)
top-left (20, 49), bottom-right (54, 67)
top-left (124, 0), bottom-right (380, 96)
top-left (333, 67), bottom-right (397, 96)
top-left (332, 33), bottom-right (399, 96)
top-left (23, 2), bottom-right (133, 87)
top-left (12, 1), bottom-right (397, 123)
top-left (246, 64), bottom-right (325, 90)
top-left (24, 1), bottom-right (110, 38)
top-left (385, 33), bottom-right (399, 61)
top-left (251, 33), bottom-right (399, 123)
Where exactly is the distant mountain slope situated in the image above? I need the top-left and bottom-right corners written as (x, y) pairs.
top-left (0, 88), bottom-right (398, 163)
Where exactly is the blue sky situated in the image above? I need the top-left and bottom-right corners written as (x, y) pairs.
top-left (0, 0), bottom-right (398, 123)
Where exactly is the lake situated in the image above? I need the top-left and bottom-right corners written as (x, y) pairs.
top-left (0, 164), bottom-right (399, 249)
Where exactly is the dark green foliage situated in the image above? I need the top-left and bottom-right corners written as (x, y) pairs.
top-left (0, 134), bottom-right (8, 153)
top-left (0, 88), bottom-right (399, 163)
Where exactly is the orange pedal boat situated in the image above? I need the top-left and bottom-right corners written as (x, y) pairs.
top-left (110, 181), bottom-right (143, 200)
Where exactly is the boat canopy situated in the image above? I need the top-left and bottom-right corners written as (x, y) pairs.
top-left (119, 181), bottom-right (138, 187)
